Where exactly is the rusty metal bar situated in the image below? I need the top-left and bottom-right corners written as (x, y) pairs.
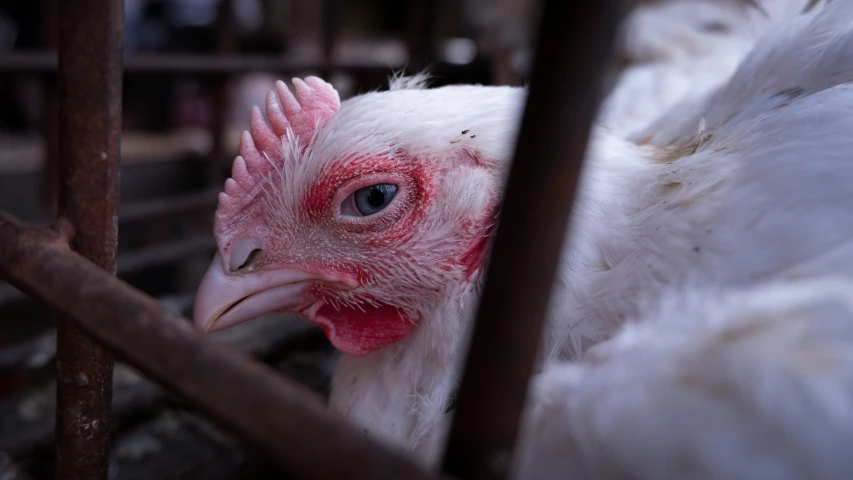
top-left (320, 0), bottom-right (344, 79)
top-left (0, 213), bottom-right (445, 480)
top-left (0, 235), bottom-right (216, 307)
top-left (0, 313), bottom-right (320, 456)
top-left (441, 1), bottom-right (626, 479)
top-left (208, 0), bottom-right (237, 185)
top-left (0, 53), bottom-right (404, 74)
top-left (406, 0), bottom-right (439, 70)
top-left (54, 0), bottom-right (124, 478)
top-left (0, 236), bottom-right (216, 306)
top-left (215, 0), bottom-right (238, 55)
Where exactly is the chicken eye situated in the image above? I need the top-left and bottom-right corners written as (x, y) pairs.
top-left (350, 184), bottom-right (398, 216)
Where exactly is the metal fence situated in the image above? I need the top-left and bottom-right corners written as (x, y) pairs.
top-left (0, 0), bottom-right (624, 478)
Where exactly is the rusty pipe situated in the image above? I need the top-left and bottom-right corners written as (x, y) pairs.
top-left (54, 0), bottom-right (124, 478)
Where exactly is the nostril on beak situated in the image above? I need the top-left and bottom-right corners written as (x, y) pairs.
top-left (230, 237), bottom-right (264, 273)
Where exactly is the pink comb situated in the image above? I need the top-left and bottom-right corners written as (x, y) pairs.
top-left (216, 76), bottom-right (340, 230)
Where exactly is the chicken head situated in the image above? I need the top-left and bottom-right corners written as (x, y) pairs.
top-left (193, 76), bottom-right (517, 356)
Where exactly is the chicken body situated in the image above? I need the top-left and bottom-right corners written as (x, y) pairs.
top-left (599, 0), bottom-right (810, 134)
top-left (194, 0), bottom-right (853, 477)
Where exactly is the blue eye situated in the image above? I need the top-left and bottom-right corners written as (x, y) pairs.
top-left (353, 184), bottom-right (398, 216)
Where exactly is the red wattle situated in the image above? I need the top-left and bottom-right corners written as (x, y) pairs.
top-left (308, 303), bottom-right (415, 356)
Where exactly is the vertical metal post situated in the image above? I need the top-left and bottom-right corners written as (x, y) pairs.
top-left (216, 0), bottom-right (237, 55)
top-left (209, 0), bottom-right (236, 186)
top-left (406, 0), bottom-right (438, 71)
top-left (320, 0), bottom-right (343, 80)
top-left (54, 0), bottom-right (124, 478)
top-left (441, 1), bottom-right (625, 479)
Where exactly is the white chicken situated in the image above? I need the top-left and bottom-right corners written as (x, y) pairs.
top-left (193, 0), bottom-right (853, 478)
top-left (600, 0), bottom-right (813, 134)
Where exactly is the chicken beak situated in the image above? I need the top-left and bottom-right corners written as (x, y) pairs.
top-left (193, 253), bottom-right (320, 333)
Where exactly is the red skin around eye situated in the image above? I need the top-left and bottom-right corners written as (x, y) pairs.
top-left (301, 155), bottom-right (402, 215)
top-left (301, 154), bottom-right (441, 217)
top-left (292, 154), bottom-right (484, 355)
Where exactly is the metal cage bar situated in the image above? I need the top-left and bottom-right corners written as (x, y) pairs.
top-left (208, 0), bottom-right (237, 186)
top-left (406, 0), bottom-right (439, 71)
top-left (441, 1), bottom-right (627, 479)
top-left (321, 0), bottom-right (344, 79)
top-left (53, 0), bottom-right (124, 478)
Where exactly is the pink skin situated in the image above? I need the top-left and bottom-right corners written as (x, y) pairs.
top-left (194, 76), bottom-right (492, 356)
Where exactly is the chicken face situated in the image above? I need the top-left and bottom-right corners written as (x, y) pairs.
top-left (194, 76), bottom-right (514, 356)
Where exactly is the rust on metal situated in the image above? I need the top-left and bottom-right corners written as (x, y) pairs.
top-left (406, 0), bottom-right (438, 71)
top-left (441, 1), bottom-right (627, 479)
top-left (0, 308), bottom-right (320, 456)
top-left (54, 0), bottom-right (124, 478)
top-left (0, 213), bottom-right (447, 480)
top-left (0, 236), bottom-right (217, 308)
top-left (215, 0), bottom-right (238, 55)
top-left (321, 0), bottom-right (344, 79)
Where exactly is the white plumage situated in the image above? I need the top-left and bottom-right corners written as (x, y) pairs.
top-left (337, 0), bottom-right (853, 474)
top-left (510, 2), bottom-right (853, 477)
top-left (516, 273), bottom-right (853, 479)
top-left (193, 0), bottom-right (853, 477)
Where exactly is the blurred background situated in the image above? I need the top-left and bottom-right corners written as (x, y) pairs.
top-left (0, 0), bottom-right (540, 478)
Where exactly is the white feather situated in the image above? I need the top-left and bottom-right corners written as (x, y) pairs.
top-left (515, 276), bottom-right (853, 479)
